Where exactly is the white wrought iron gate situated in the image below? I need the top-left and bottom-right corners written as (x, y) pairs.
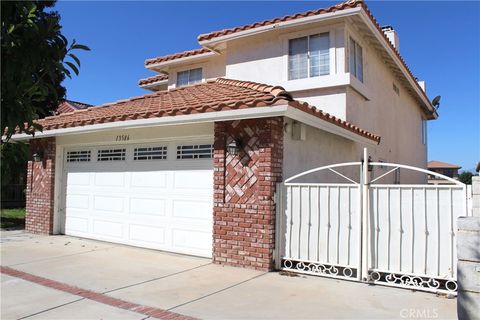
top-left (276, 149), bottom-right (470, 295)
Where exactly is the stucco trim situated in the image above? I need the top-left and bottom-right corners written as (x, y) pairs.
top-left (9, 105), bottom-right (289, 141)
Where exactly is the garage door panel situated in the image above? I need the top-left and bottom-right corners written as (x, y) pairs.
top-left (129, 198), bottom-right (167, 216)
top-left (172, 228), bottom-right (211, 253)
top-left (67, 172), bottom-right (91, 186)
top-left (172, 199), bottom-right (212, 220)
top-left (93, 196), bottom-right (125, 213)
top-left (66, 194), bottom-right (90, 209)
top-left (130, 171), bottom-right (168, 188)
top-left (64, 141), bottom-right (213, 257)
top-left (65, 216), bottom-right (89, 233)
top-left (129, 224), bottom-right (166, 245)
top-left (94, 172), bottom-right (126, 187)
top-left (173, 170), bottom-right (212, 190)
top-left (92, 220), bottom-right (124, 239)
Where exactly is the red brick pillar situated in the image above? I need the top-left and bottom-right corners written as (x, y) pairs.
top-left (25, 137), bottom-right (56, 234)
top-left (213, 117), bottom-right (283, 271)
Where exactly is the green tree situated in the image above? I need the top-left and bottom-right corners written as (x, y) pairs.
top-left (458, 171), bottom-right (474, 185)
top-left (1, 0), bottom-right (89, 139)
top-left (1, 1), bottom-right (89, 206)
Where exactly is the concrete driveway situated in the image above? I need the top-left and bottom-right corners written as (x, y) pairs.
top-left (1, 230), bottom-right (457, 320)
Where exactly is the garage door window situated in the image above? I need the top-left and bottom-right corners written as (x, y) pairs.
top-left (176, 144), bottom-right (213, 159)
top-left (97, 148), bottom-right (126, 161)
top-left (134, 146), bottom-right (167, 160)
top-left (66, 150), bottom-right (91, 162)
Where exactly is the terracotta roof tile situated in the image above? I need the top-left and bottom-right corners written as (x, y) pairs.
top-left (197, 0), bottom-right (434, 115)
top-left (34, 78), bottom-right (380, 143)
top-left (145, 48), bottom-right (212, 66)
top-left (197, 0), bottom-right (362, 42)
top-left (56, 100), bottom-right (92, 114)
top-left (138, 74), bottom-right (169, 86)
top-left (427, 160), bottom-right (461, 169)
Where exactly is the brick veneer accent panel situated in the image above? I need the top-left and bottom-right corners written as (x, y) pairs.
top-left (213, 117), bottom-right (283, 271)
top-left (25, 137), bottom-right (56, 234)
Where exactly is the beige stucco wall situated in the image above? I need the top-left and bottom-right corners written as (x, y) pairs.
top-left (167, 54), bottom-right (226, 90)
top-left (344, 25), bottom-right (428, 183)
top-left (154, 18), bottom-right (430, 183)
top-left (56, 122), bottom-right (214, 147)
top-left (224, 22), bottom-right (349, 119)
top-left (283, 117), bottom-right (359, 183)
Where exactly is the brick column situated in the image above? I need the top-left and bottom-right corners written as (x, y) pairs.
top-left (25, 137), bottom-right (56, 234)
top-left (213, 117), bottom-right (283, 271)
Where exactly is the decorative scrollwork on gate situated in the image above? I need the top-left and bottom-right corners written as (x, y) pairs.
top-left (282, 258), bottom-right (357, 280)
top-left (368, 270), bottom-right (457, 294)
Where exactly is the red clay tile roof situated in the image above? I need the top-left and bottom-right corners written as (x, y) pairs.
top-left (428, 160), bottom-right (461, 169)
top-left (198, 0), bottom-right (361, 42)
top-left (138, 74), bottom-right (169, 86)
top-left (145, 48), bottom-right (212, 66)
top-left (56, 100), bottom-right (92, 114)
top-left (35, 78), bottom-right (380, 143)
top-left (197, 0), bottom-right (435, 115)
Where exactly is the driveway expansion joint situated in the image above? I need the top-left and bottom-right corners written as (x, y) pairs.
top-left (0, 266), bottom-right (197, 320)
top-left (18, 298), bottom-right (86, 320)
top-left (167, 271), bottom-right (269, 312)
top-left (102, 262), bottom-right (213, 295)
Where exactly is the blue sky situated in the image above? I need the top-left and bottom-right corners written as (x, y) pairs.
top-left (56, 1), bottom-right (479, 171)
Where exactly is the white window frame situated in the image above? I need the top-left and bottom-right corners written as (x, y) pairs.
top-left (287, 33), bottom-right (330, 80)
top-left (421, 118), bottom-right (427, 145)
top-left (176, 67), bottom-right (203, 87)
top-left (349, 36), bottom-right (364, 82)
top-left (282, 26), bottom-right (336, 82)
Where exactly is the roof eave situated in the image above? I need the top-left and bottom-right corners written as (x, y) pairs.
top-left (284, 106), bottom-right (379, 146)
top-left (139, 80), bottom-right (168, 90)
top-left (198, 7), bottom-right (362, 47)
top-left (145, 51), bottom-right (217, 72)
top-left (7, 104), bottom-right (378, 145)
top-left (357, 10), bottom-right (438, 120)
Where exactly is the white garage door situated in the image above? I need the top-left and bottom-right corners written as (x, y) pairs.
top-left (62, 141), bottom-right (214, 257)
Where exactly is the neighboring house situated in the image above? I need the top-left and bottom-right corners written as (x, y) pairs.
top-left (9, 0), bottom-right (438, 271)
top-left (427, 160), bottom-right (461, 184)
top-left (55, 99), bottom-right (92, 115)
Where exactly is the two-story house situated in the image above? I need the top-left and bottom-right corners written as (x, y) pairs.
top-left (427, 160), bottom-right (462, 184)
top-left (12, 0), bottom-right (437, 271)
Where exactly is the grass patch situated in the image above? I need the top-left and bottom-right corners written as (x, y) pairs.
top-left (1, 208), bottom-right (26, 229)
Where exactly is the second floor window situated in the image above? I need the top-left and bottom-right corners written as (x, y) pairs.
top-left (176, 68), bottom-right (202, 87)
top-left (349, 37), bottom-right (363, 82)
top-left (421, 118), bottom-right (427, 145)
top-left (288, 33), bottom-right (330, 80)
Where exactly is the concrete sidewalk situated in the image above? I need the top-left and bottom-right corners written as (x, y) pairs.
top-left (1, 231), bottom-right (457, 320)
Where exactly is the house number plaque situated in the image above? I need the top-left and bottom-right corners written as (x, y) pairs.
top-left (115, 134), bottom-right (130, 141)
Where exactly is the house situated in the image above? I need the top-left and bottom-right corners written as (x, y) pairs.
top-left (9, 0), bottom-right (437, 271)
top-left (55, 99), bottom-right (92, 115)
top-left (427, 160), bottom-right (461, 184)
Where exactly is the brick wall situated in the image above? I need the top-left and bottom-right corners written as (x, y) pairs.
top-left (25, 137), bottom-right (56, 234)
top-left (213, 117), bottom-right (283, 271)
